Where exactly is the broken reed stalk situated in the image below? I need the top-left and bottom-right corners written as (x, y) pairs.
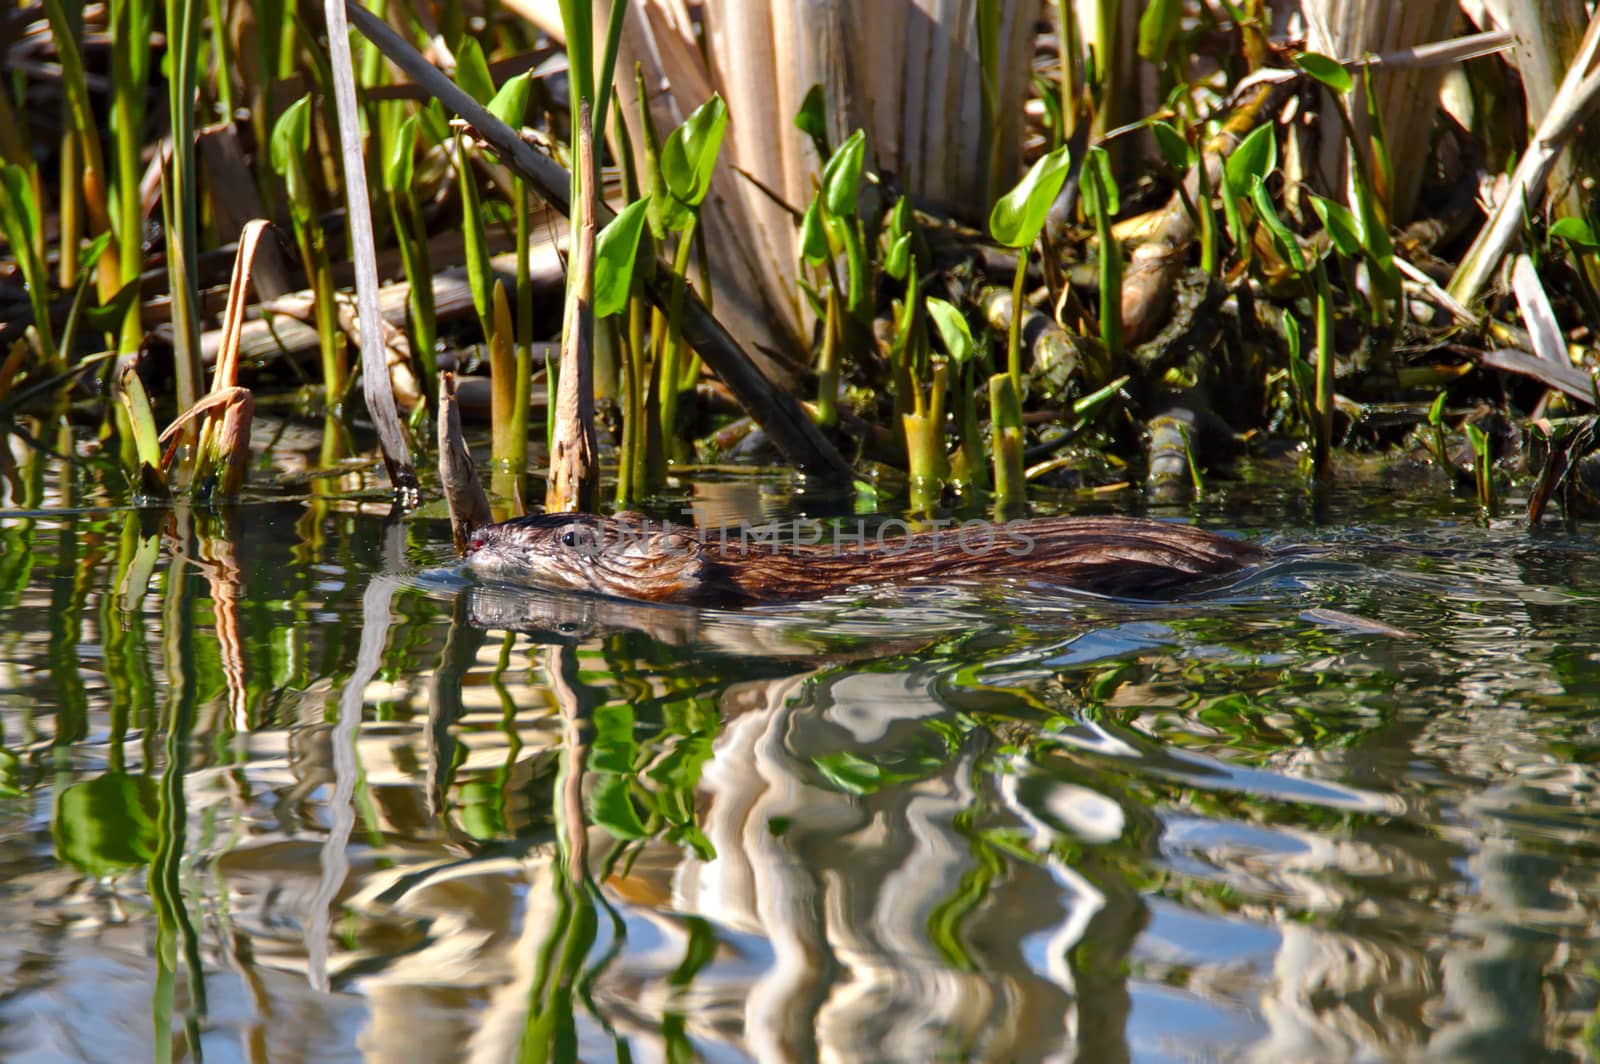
top-left (343, 0), bottom-right (851, 481)
top-left (438, 372), bottom-right (495, 553)
top-left (547, 98), bottom-right (599, 514)
top-left (324, 0), bottom-right (418, 500)
top-left (1448, 10), bottom-right (1600, 307)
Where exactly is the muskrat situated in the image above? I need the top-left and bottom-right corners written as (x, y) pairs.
top-left (434, 373), bottom-right (1266, 606)
top-left (462, 512), bottom-right (1268, 606)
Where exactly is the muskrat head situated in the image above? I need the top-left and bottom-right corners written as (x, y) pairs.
top-left (463, 513), bottom-right (712, 602)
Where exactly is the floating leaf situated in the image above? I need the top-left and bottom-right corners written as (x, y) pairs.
top-left (594, 196), bottom-right (651, 318)
top-left (988, 144), bottom-right (1071, 248)
top-left (661, 94), bottom-right (728, 209)
top-left (822, 128), bottom-right (866, 219)
top-left (925, 297), bottom-right (975, 363)
top-left (1295, 51), bottom-right (1353, 95)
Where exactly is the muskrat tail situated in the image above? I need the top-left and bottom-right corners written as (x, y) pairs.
top-left (438, 373), bottom-right (495, 555)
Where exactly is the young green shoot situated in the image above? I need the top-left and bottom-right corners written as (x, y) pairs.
top-left (989, 144), bottom-right (1071, 400)
top-left (926, 297), bottom-right (988, 491)
top-left (1081, 146), bottom-right (1123, 355)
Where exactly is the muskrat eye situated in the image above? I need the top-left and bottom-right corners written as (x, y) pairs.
top-left (561, 529), bottom-right (578, 548)
top-left (469, 534), bottom-right (486, 551)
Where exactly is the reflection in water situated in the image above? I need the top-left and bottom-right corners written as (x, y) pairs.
top-left (5, 447), bottom-right (1600, 1058)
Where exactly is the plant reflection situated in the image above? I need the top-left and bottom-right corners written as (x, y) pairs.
top-left (6, 449), bottom-right (1600, 1057)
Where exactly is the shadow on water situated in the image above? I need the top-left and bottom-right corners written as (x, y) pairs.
top-left (5, 447), bottom-right (1600, 1059)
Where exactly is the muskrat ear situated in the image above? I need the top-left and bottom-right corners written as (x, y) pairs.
top-left (612, 510), bottom-right (651, 523)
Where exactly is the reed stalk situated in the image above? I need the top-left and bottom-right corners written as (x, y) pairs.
top-left (989, 372), bottom-right (1026, 512)
top-left (903, 361), bottom-right (949, 513)
top-left (109, 0), bottom-right (152, 354)
top-left (164, 0), bottom-right (204, 416)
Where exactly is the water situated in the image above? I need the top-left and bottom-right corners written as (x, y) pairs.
top-left (3, 434), bottom-right (1600, 1062)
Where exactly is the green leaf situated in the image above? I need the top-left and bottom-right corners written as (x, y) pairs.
top-left (418, 99), bottom-right (451, 146)
top-left (800, 193), bottom-right (830, 264)
top-left (1309, 194), bottom-right (1362, 257)
top-left (1151, 120), bottom-right (1192, 169)
top-left (1428, 390), bottom-right (1447, 426)
top-left (885, 232), bottom-right (912, 280)
top-left (386, 113), bottom-right (418, 192)
top-left (1250, 176), bottom-right (1305, 274)
top-left (486, 70), bottom-right (532, 129)
top-left (454, 37), bottom-right (495, 106)
top-left (457, 130), bottom-right (491, 326)
top-left (1224, 123), bottom-right (1277, 197)
top-left (661, 93), bottom-right (728, 209)
top-left (794, 82), bottom-right (829, 153)
top-left (1083, 145), bottom-right (1120, 216)
top-left (822, 128), bottom-right (866, 219)
top-left (594, 196), bottom-right (651, 318)
top-left (925, 296), bottom-right (975, 363)
top-left (269, 94), bottom-right (312, 175)
top-left (1138, 0), bottom-right (1183, 63)
top-left (1294, 51), bottom-right (1353, 95)
top-left (0, 164), bottom-right (39, 251)
top-left (1551, 216), bottom-right (1600, 250)
top-left (988, 143), bottom-right (1071, 248)
top-left (889, 194), bottom-right (912, 240)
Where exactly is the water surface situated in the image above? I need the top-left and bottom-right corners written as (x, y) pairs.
top-left (3, 438), bottom-right (1599, 1061)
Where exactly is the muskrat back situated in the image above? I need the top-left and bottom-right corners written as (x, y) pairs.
top-left (463, 513), bottom-right (1267, 606)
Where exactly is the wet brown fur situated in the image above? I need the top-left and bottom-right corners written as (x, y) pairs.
top-left (464, 514), bottom-right (1267, 606)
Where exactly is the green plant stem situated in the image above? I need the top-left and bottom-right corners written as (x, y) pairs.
top-left (816, 288), bottom-right (839, 428)
top-left (514, 180), bottom-right (533, 456)
top-left (657, 218), bottom-right (697, 456)
top-left (989, 372), bottom-right (1026, 511)
top-left (903, 361), bottom-right (949, 511)
top-left (391, 192), bottom-right (438, 406)
top-left (1197, 149), bottom-right (1218, 276)
top-left (286, 192), bottom-right (348, 408)
top-left (622, 285), bottom-right (650, 503)
top-left (952, 361), bottom-right (988, 491)
top-left (204, 0), bottom-right (235, 117)
top-left (1006, 253), bottom-right (1027, 400)
top-left (1092, 181), bottom-right (1123, 355)
top-left (842, 218), bottom-right (870, 323)
top-left (165, 0), bottom-right (204, 416)
top-left (1313, 261), bottom-right (1334, 475)
top-left (57, 132), bottom-right (79, 289)
top-left (45, 0), bottom-right (118, 303)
